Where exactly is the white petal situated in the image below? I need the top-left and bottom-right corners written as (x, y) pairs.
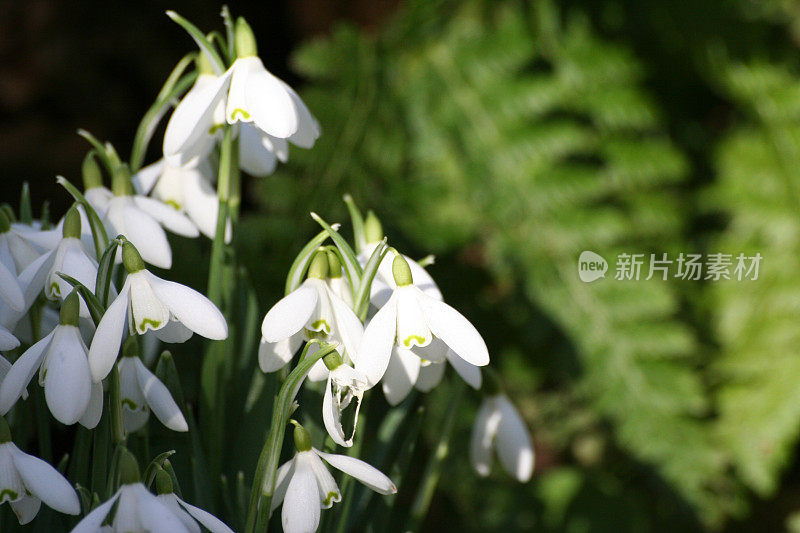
top-left (79, 380), bottom-right (104, 429)
top-left (133, 196), bottom-right (199, 238)
top-left (113, 485), bottom-right (141, 530)
top-left (49, 239), bottom-right (99, 318)
top-left (147, 272), bottom-right (228, 340)
top-left (470, 399), bottom-right (501, 477)
top-left (418, 291), bottom-right (489, 366)
top-left (159, 494), bottom-right (201, 533)
top-left (282, 453), bottom-right (321, 533)
top-left (88, 282), bottom-right (130, 382)
top-left (10, 444), bottom-right (79, 514)
top-left (261, 284), bottom-right (318, 343)
top-left (239, 123), bottom-right (278, 177)
top-left (0, 332), bottom-right (53, 414)
top-left (134, 357), bottom-right (188, 432)
top-left (118, 201), bottom-right (173, 269)
top-left (44, 326), bottom-right (92, 425)
top-left (395, 287), bottom-right (432, 349)
top-left (270, 457), bottom-right (296, 512)
top-left (119, 357), bottom-right (150, 433)
top-left (307, 452), bottom-right (340, 509)
top-left (355, 294), bottom-right (397, 387)
top-left (414, 360), bottom-right (446, 393)
top-left (10, 494), bottom-right (41, 524)
top-left (18, 250), bottom-right (55, 307)
top-left (382, 347), bottom-right (420, 406)
top-left (154, 319), bottom-right (194, 343)
top-left (323, 374), bottom-right (350, 448)
top-left (134, 484), bottom-right (192, 533)
top-left (445, 348), bottom-right (482, 389)
top-left (496, 396), bottom-right (534, 482)
top-left (83, 187), bottom-right (114, 217)
top-left (284, 82), bottom-right (320, 149)
top-left (258, 333), bottom-right (302, 373)
top-left (0, 326), bottom-right (19, 351)
top-left (238, 59), bottom-right (299, 138)
top-left (306, 357), bottom-right (329, 382)
top-left (70, 490), bottom-right (120, 533)
top-left (177, 495), bottom-right (235, 533)
top-left (316, 450), bottom-right (396, 495)
top-left (328, 286), bottom-right (363, 362)
top-left (0, 260), bottom-right (24, 311)
top-left (164, 73), bottom-right (232, 162)
top-left (182, 166), bottom-right (231, 242)
top-left (132, 159), bottom-right (165, 194)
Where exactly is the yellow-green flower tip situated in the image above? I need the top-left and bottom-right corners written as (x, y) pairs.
top-left (0, 209), bottom-right (10, 234)
top-left (307, 250), bottom-right (329, 280)
top-left (82, 152), bottom-right (103, 190)
top-left (392, 254), bottom-right (413, 287)
top-left (323, 351), bottom-right (343, 371)
top-left (292, 421), bottom-right (312, 452)
top-left (364, 210), bottom-right (383, 244)
top-left (122, 241), bottom-right (145, 273)
top-left (326, 250), bottom-right (343, 279)
top-left (234, 16), bottom-right (258, 58)
top-left (118, 448), bottom-right (141, 485)
top-left (59, 290), bottom-right (81, 326)
top-left (62, 205), bottom-right (82, 239)
top-left (111, 164), bottom-right (133, 197)
top-left (196, 48), bottom-right (215, 75)
top-left (155, 469), bottom-right (174, 495)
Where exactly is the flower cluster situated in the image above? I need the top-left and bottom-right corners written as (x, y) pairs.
top-left (0, 8), bottom-right (534, 533)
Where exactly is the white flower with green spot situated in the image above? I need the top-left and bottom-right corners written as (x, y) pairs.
top-left (273, 423), bottom-right (396, 533)
top-left (88, 240), bottom-right (228, 382)
top-left (0, 417), bottom-right (80, 525)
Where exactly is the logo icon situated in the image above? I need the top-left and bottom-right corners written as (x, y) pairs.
top-left (578, 251), bottom-right (607, 282)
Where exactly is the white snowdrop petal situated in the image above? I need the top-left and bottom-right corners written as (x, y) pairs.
top-left (114, 485), bottom-right (141, 531)
top-left (132, 159), bottom-right (166, 194)
top-left (119, 357), bottom-right (149, 434)
top-left (261, 284), bottom-right (318, 343)
top-left (10, 495), bottom-right (41, 525)
top-left (79, 380), bottom-right (104, 429)
top-left (258, 334), bottom-right (301, 373)
top-left (328, 286), bottom-right (363, 362)
top-left (418, 292), bottom-right (490, 367)
top-left (0, 326), bottom-right (19, 352)
top-left (134, 357), bottom-right (188, 432)
top-left (83, 187), bottom-right (114, 217)
top-left (445, 348), bottom-right (482, 390)
top-left (414, 360), bottom-right (446, 393)
top-left (135, 484), bottom-right (192, 533)
top-left (0, 260), bottom-right (25, 311)
top-left (120, 203), bottom-right (173, 269)
top-left (70, 490), bottom-right (120, 533)
top-left (44, 327), bottom-right (92, 425)
top-left (282, 82), bottom-right (320, 148)
top-left (240, 59), bottom-right (299, 138)
top-left (270, 458), bottom-right (296, 512)
top-left (323, 375), bottom-right (350, 448)
top-left (182, 168), bottom-right (230, 242)
top-left (470, 399), bottom-right (500, 477)
top-left (382, 347), bottom-right (420, 406)
top-left (306, 357), bottom-right (329, 382)
top-left (10, 444), bottom-right (79, 515)
top-left (0, 332), bottom-right (53, 414)
top-left (133, 196), bottom-right (199, 238)
top-left (177, 495), bottom-right (236, 533)
top-left (239, 123), bottom-right (278, 177)
top-left (496, 396), bottom-right (535, 483)
top-left (355, 295), bottom-right (397, 387)
top-left (88, 283), bottom-right (131, 382)
top-left (18, 249), bottom-right (55, 308)
top-left (154, 319), bottom-right (194, 343)
top-left (308, 453), bottom-right (340, 509)
top-left (395, 288), bottom-right (432, 349)
top-left (282, 454), bottom-right (320, 533)
top-left (160, 494), bottom-right (201, 533)
top-left (147, 272), bottom-right (228, 340)
top-left (317, 451), bottom-right (396, 495)
top-left (129, 271), bottom-right (170, 335)
top-left (407, 258), bottom-right (442, 301)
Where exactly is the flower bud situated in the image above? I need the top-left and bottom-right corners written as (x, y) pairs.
top-left (307, 250), bottom-right (329, 280)
top-left (118, 447), bottom-right (141, 485)
top-left (392, 254), bottom-right (413, 287)
top-left (234, 17), bottom-right (258, 58)
top-left (111, 164), bottom-right (133, 197)
top-left (323, 350), bottom-right (343, 371)
top-left (0, 209), bottom-right (10, 234)
top-left (326, 250), bottom-right (343, 279)
top-left (82, 152), bottom-right (103, 190)
top-left (62, 205), bottom-right (82, 239)
top-left (364, 210), bottom-right (383, 244)
top-left (60, 290), bottom-right (81, 327)
top-left (122, 240), bottom-right (146, 273)
top-left (0, 417), bottom-right (10, 444)
top-left (196, 48), bottom-right (215, 76)
top-left (292, 421), bottom-right (312, 452)
top-left (154, 468), bottom-right (174, 495)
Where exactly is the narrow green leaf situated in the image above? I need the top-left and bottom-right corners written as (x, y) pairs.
top-left (56, 177), bottom-right (109, 259)
top-left (310, 212), bottom-right (362, 296)
top-left (40, 200), bottom-right (51, 230)
top-left (57, 272), bottom-right (105, 325)
top-left (19, 182), bottom-right (32, 224)
top-left (166, 10), bottom-right (226, 74)
top-left (76, 130), bottom-right (116, 175)
top-left (284, 227), bottom-right (339, 295)
top-left (354, 238), bottom-right (388, 320)
top-left (143, 450), bottom-right (177, 487)
top-left (343, 194), bottom-right (367, 254)
top-left (95, 239), bottom-right (119, 309)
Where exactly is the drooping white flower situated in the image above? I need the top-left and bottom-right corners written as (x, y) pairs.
top-left (103, 167), bottom-right (198, 269)
top-left (259, 251), bottom-right (361, 374)
top-left (0, 417), bottom-right (80, 525)
top-left (117, 342), bottom-right (188, 433)
top-left (320, 352), bottom-right (370, 447)
top-left (273, 423), bottom-right (396, 533)
top-left (470, 393), bottom-right (534, 483)
top-left (0, 249), bottom-right (56, 351)
top-left (152, 468), bottom-right (234, 533)
top-left (0, 292), bottom-right (102, 428)
top-left (0, 211), bottom-right (32, 312)
top-left (71, 449), bottom-right (198, 533)
top-left (88, 241), bottom-right (227, 382)
top-left (358, 254), bottom-right (489, 387)
top-left (133, 158), bottom-right (231, 242)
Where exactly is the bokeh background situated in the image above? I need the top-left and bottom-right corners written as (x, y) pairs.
top-left (7, 0), bottom-right (800, 531)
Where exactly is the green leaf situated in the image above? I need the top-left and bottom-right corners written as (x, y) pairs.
top-left (310, 212), bottom-right (362, 297)
top-left (166, 10), bottom-right (226, 74)
top-left (284, 227), bottom-right (338, 295)
top-left (19, 182), bottom-right (32, 224)
top-left (76, 130), bottom-right (117, 175)
top-left (343, 193), bottom-right (366, 253)
top-left (95, 239), bottom-right (119, 309)
top-left (56, 177), bottom-right (109, 260)
top-left (354, 237), bottom-right (388, 320)
top-left (56, 272), bottom-right (105, 325)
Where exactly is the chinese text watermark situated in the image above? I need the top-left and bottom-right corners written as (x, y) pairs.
top-left (578, 251), bottom-right (762, 282)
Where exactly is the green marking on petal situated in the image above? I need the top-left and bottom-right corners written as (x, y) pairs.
top-left (0, 489), bottom-right (18, 502)
top-left (49, 282), bottom-right (61, 297)
top-left (323, 491), bottom-right (339, 506)
top-left (230, 108), bottom-right (251, 121)
top-left (208, 123), bottom-right (224, 135)
top-left (163, 199), bottom-right (182, 210)
top-left (137, 318), bottom-right (162, 333)
top-left (310, 320), bottom-right (331, 334)
top-left (121, 399), bottom-right (139, 410)
top-left (403, 335), bottom-right (427, 348)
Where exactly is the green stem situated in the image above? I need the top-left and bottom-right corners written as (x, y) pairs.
top-left (109, 363), bottom-right (126, 444)
top-left (245, 342), bottom-right (339, 533)
top-left (208, 125), bottom-right (235, 305)
top-left (406, 381), bottom-right (466, 532)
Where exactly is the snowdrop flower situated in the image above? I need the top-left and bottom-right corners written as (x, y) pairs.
top-left (152, 468), bottom-right (234, 533)
top-left (358, 254), bottom-right (489, 387)
top-left (117, 337), bottom-right (188, 433)
top-left (0, 291), bottom-right (102, 427)
top-left (133, 158), bottom-right (231, 242)
top-left (0, 211), bottom-right (52, 274)
top-left (0, 249), bottom-right (57, 351)
top-left (103, 165), bottom-right (198, 269)
top-left (470, 392), bottom-right (534, 483)
top-left (320, 351), bottom-right (370, 447)
top-left (72, 448), bottom-right (195, 533)
top-left (274, 422), bottom-right (396, 533)
top-left (259, 251), bottom-right (361, 374)
top-left (0, 212), bottom-right (32, 312)
top-left (163, 17), bottom-right (318, 167)
top-left (88, 240), bottom-right (227, 382)
top-left (0, 416), bottom-right (80, 524)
